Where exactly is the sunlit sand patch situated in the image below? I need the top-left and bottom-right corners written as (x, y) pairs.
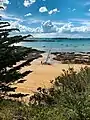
top-left (13, 53), bottom-right (90, 95)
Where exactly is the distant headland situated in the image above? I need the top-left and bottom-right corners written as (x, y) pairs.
top-left (22, 37), bottom-right (90, 42)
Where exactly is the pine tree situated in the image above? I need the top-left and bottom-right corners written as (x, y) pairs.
top-left (0, 19), bottom-right (33, 99)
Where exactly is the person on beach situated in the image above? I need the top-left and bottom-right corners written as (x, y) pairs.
top-left (41, 61), bottom-right (42, 64)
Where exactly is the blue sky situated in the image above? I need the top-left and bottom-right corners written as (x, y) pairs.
top-left (1, 0), bottom-right (90, 38)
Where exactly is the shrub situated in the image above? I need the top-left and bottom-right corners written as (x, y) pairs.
top-left (30, 67), bottom-right (90, 120)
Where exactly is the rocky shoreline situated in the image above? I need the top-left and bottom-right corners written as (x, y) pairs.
top-left (51, 52), bottom-right (90, 65)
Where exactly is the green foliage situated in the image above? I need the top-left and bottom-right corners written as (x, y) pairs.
top-left (1, 67), bottom-right (90, 120)
top-left (0, 99), bottom-right (64, 120)
top-left (53, 67), bottom-right (90, 120)
top-left (30, 67), bottom-right (90, 120)
top-left (0, 21), bottom-right (33, 98)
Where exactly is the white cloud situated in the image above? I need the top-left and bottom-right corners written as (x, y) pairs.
top-left (7, 20), bottom-right (43, 34)
top-left (1, 0), bottom-right (9, 4)
top-left (34, 27), bottom-right (43, 33)
top-left (39, 6), bottom-right (48, 13)
top-left (0, 12), bottom-right (22, 21)
top-left (71, 26), bottom-right (88, 33)
top-left (24, 0), bottom-right (30, 7)
top-left (58, 22), bottom-right (73, 33)
top-left (23, 0), bottom-right (36, 7)
top-left (18, 25), bottom-right (42, 33)
top-left (58, 22), bottom-right (90, 34)
top-left (0, 0), bottom-right (9, 10)
top-left (81, 21), bottom-right (90, 26)
top-left (72, 8), bottom-right (76, 12)
top-left (52, 21), bottom-right (66, 26)
top-left (5, 0), bottom-right (9, 4)
top-left (48, 8), bottom-right (60, 15)
top-left (9, 19), bottom-right (90, 36)
top-left (24, 13), bottom-right (32, 17)
top-left (42, 20), bottom-right (58, 33)
top-left (89, 9), bottom-right (90, 12)
top-left (39, 7), bottom-right (60, 15)
top-left (3, 14), bottom-right (90, 38)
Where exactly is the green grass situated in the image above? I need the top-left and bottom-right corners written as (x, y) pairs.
top-left (0, 99), bottom-right (65, 120)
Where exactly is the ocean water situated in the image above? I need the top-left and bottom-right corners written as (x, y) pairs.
top-left (21, 38), bottom-right (90, 52)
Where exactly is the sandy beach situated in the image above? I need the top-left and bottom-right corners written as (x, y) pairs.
top-left (12, 53), bottom-right (90, 95)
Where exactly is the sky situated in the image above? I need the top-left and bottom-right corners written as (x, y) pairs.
top-left (0, 0), bottom-right (90, 38)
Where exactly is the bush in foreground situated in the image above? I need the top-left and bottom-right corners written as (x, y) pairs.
top-left (0, 67), bottom-right (90, 120)
top-left (30, 66), bottom-right (90, 120)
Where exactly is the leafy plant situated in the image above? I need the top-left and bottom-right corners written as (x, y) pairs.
top-left (30, 67), bottom-right (90, 120)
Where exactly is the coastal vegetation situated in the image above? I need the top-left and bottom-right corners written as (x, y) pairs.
top-left (0, 67), bottom-right (90, 120)
top-left (1, 7), bottom-right (90, 120)
top-left (0, 20), bottom-right (44, 99)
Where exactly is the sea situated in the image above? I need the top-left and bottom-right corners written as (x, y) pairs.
top-left (21, 38), bottom-right (90, 52)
